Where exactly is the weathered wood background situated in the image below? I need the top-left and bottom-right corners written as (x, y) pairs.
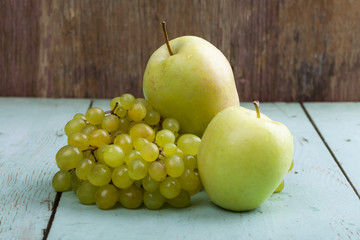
top-left (1, 0), bottom-right (359, 101)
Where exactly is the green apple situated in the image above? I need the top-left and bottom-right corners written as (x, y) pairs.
top-left (143, 22), bottom-right (239, 137)
top-left (197, 103), bottom-right (294, 211)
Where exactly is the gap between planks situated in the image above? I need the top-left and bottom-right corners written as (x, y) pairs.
top-left (300, 102), bottom-right (360, 200)
top-left (42, 99), bottom-right (94, 240)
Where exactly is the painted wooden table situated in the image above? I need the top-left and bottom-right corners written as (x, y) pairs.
top-left (1, 98), bottom-right (359, 240)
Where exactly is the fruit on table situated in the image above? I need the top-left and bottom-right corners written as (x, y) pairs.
top-left (143, 22), bottom-right (239, 137)
top-left (56, 145), bottom-right (83, 171)
top-left (52, 93), bottom-right (202, 210)
top-left (198, 102), bottom-right (294, 211)
top-left (52, 170), bottom-right (72, 192)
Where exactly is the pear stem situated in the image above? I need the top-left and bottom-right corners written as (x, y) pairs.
top-left (162, 21), bottom-right (173, 56)
top-left (253, 101), bottom-right (260, 119)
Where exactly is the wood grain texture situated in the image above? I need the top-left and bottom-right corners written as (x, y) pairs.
top-left (1, 0), bottom-right (359, 101)
top-left (46, 101), bottom-right (360, 240)
top-left (0, 1), bottom-right (41, 96)
top-left (0, 98), bottom-right (91, 239)
top-left (304, 102), bottom-right (360, 196)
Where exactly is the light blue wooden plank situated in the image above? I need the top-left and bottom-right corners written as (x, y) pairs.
top-left (49, 101), bottom-right (360, 240)
top-left (0, 98), bottom-right (91, 239)
top-left (304, 102), bottom-right (360, 195)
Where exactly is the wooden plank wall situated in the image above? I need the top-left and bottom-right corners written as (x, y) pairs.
top-left (1, 0), bottom-right (359, 101)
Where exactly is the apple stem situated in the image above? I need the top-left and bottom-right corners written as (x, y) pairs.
top-left (253, 101), bottom-right (260, 119)
top-left (162, 21), bottom-right (174, 56)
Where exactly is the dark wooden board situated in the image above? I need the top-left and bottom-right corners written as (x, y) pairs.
top-left (1, 0), bottom-right (360, 101)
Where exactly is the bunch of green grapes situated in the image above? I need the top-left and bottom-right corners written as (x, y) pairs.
top-left (52, 94), bottom-right (202, 210)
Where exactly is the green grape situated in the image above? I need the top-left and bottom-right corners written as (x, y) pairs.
top-left (175, 148), bottom-right (185, 159)
top-left (102, 115), bottom-right (120, 132)
top-left (76, 158), bottom-right (95, 180)
top-left (142, 174), bottom-right (160, 192)
top-left (274, 180), bottom-right (285, 193)
top-left (103, 145), bottom-right (125, 168)
top-left (178, 169), bottom-right (201, 191)
top-left (114, 134), bottom-right (133, 154)
top-left (56, 145), bottom-right (83, 171)
top-left (183, 155), bottom-right (197, 170)
top-left (64, 118), bottom-right (86, 137)
top-left (86, 107), bottom-right (105, 125)
top-left (120, 93), bottom-right (135, 110)
top-left (128, 102), bottom-right (147, 122)
top-left (128, 120), bottom-right (147, 132)
top-left (128, 158), bottom-right (149, 180)
top-left (76, 181), bottom-right (98, 205)
top-left (155, 129), bottom-right (175, 147)
top-left (68, 132), bottom-right (89, 151)
top-left (118, 118), bottom-right (131, 133)
top-left (70, 171), bottom-right (82, 191)
top-left (129, 123), bottom-right (155, 142)
top-left (95, 144), bottom-right (108, 164)
top-left (159, 177), bottom-right (181, 199)
top-left (119, 184), bottom-right (143, 209)
top-left (73, 113), bottom-right (86, 121)
top-left (52, 170), bottom-right (72, 192)
top-left (87, 163), bottom-right (112, 186)
top-left (162, 118), bottom-right (180, 133)
top-left (166, 190), bottom-right (190, 208)
top-left (149, 161), bottom-right (167, 181)
top-left (163, 143), bottom-right (177, 156)
top-left (81, 124), bottom-right (97, 136)
top-left (133, 137), bottom-right (149, 151)
top-left (88, 129), bottom-right (110, 148)
top-left (125, 150), bottom-right (142, 165)
top-left (112, 165), bottom-right (134, 189)
top-left (126, 113), bottom-right (133, 122)
top-left (144, 110), bottom-right (160, 126)
top-left (95, 184), bottom-right (119, 210)
top-left (110, 97), bottom-right (121, 110)
top-left (164, 155), bottom-right (185, 177)
top-left (288, 159), bottom-right (294, 172)
top-left (177, 134), bottom-right (201, 156)
top-left (115, 107), bottom-right (127, 118)
top-left (135, 98), bottom-right (153, 112)
top-left (143, 190), bottom-right (165, 210)
top-left (140, 142), bottom-right (159, 162)
top-left (187, 183), bottom-right (201, 196)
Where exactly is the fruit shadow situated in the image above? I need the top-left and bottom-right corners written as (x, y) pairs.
top-left (54, 188), bottom-right (262, 229)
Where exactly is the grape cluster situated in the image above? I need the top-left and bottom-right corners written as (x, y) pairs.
top-left (52, 94), bottom-right (202, 210)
